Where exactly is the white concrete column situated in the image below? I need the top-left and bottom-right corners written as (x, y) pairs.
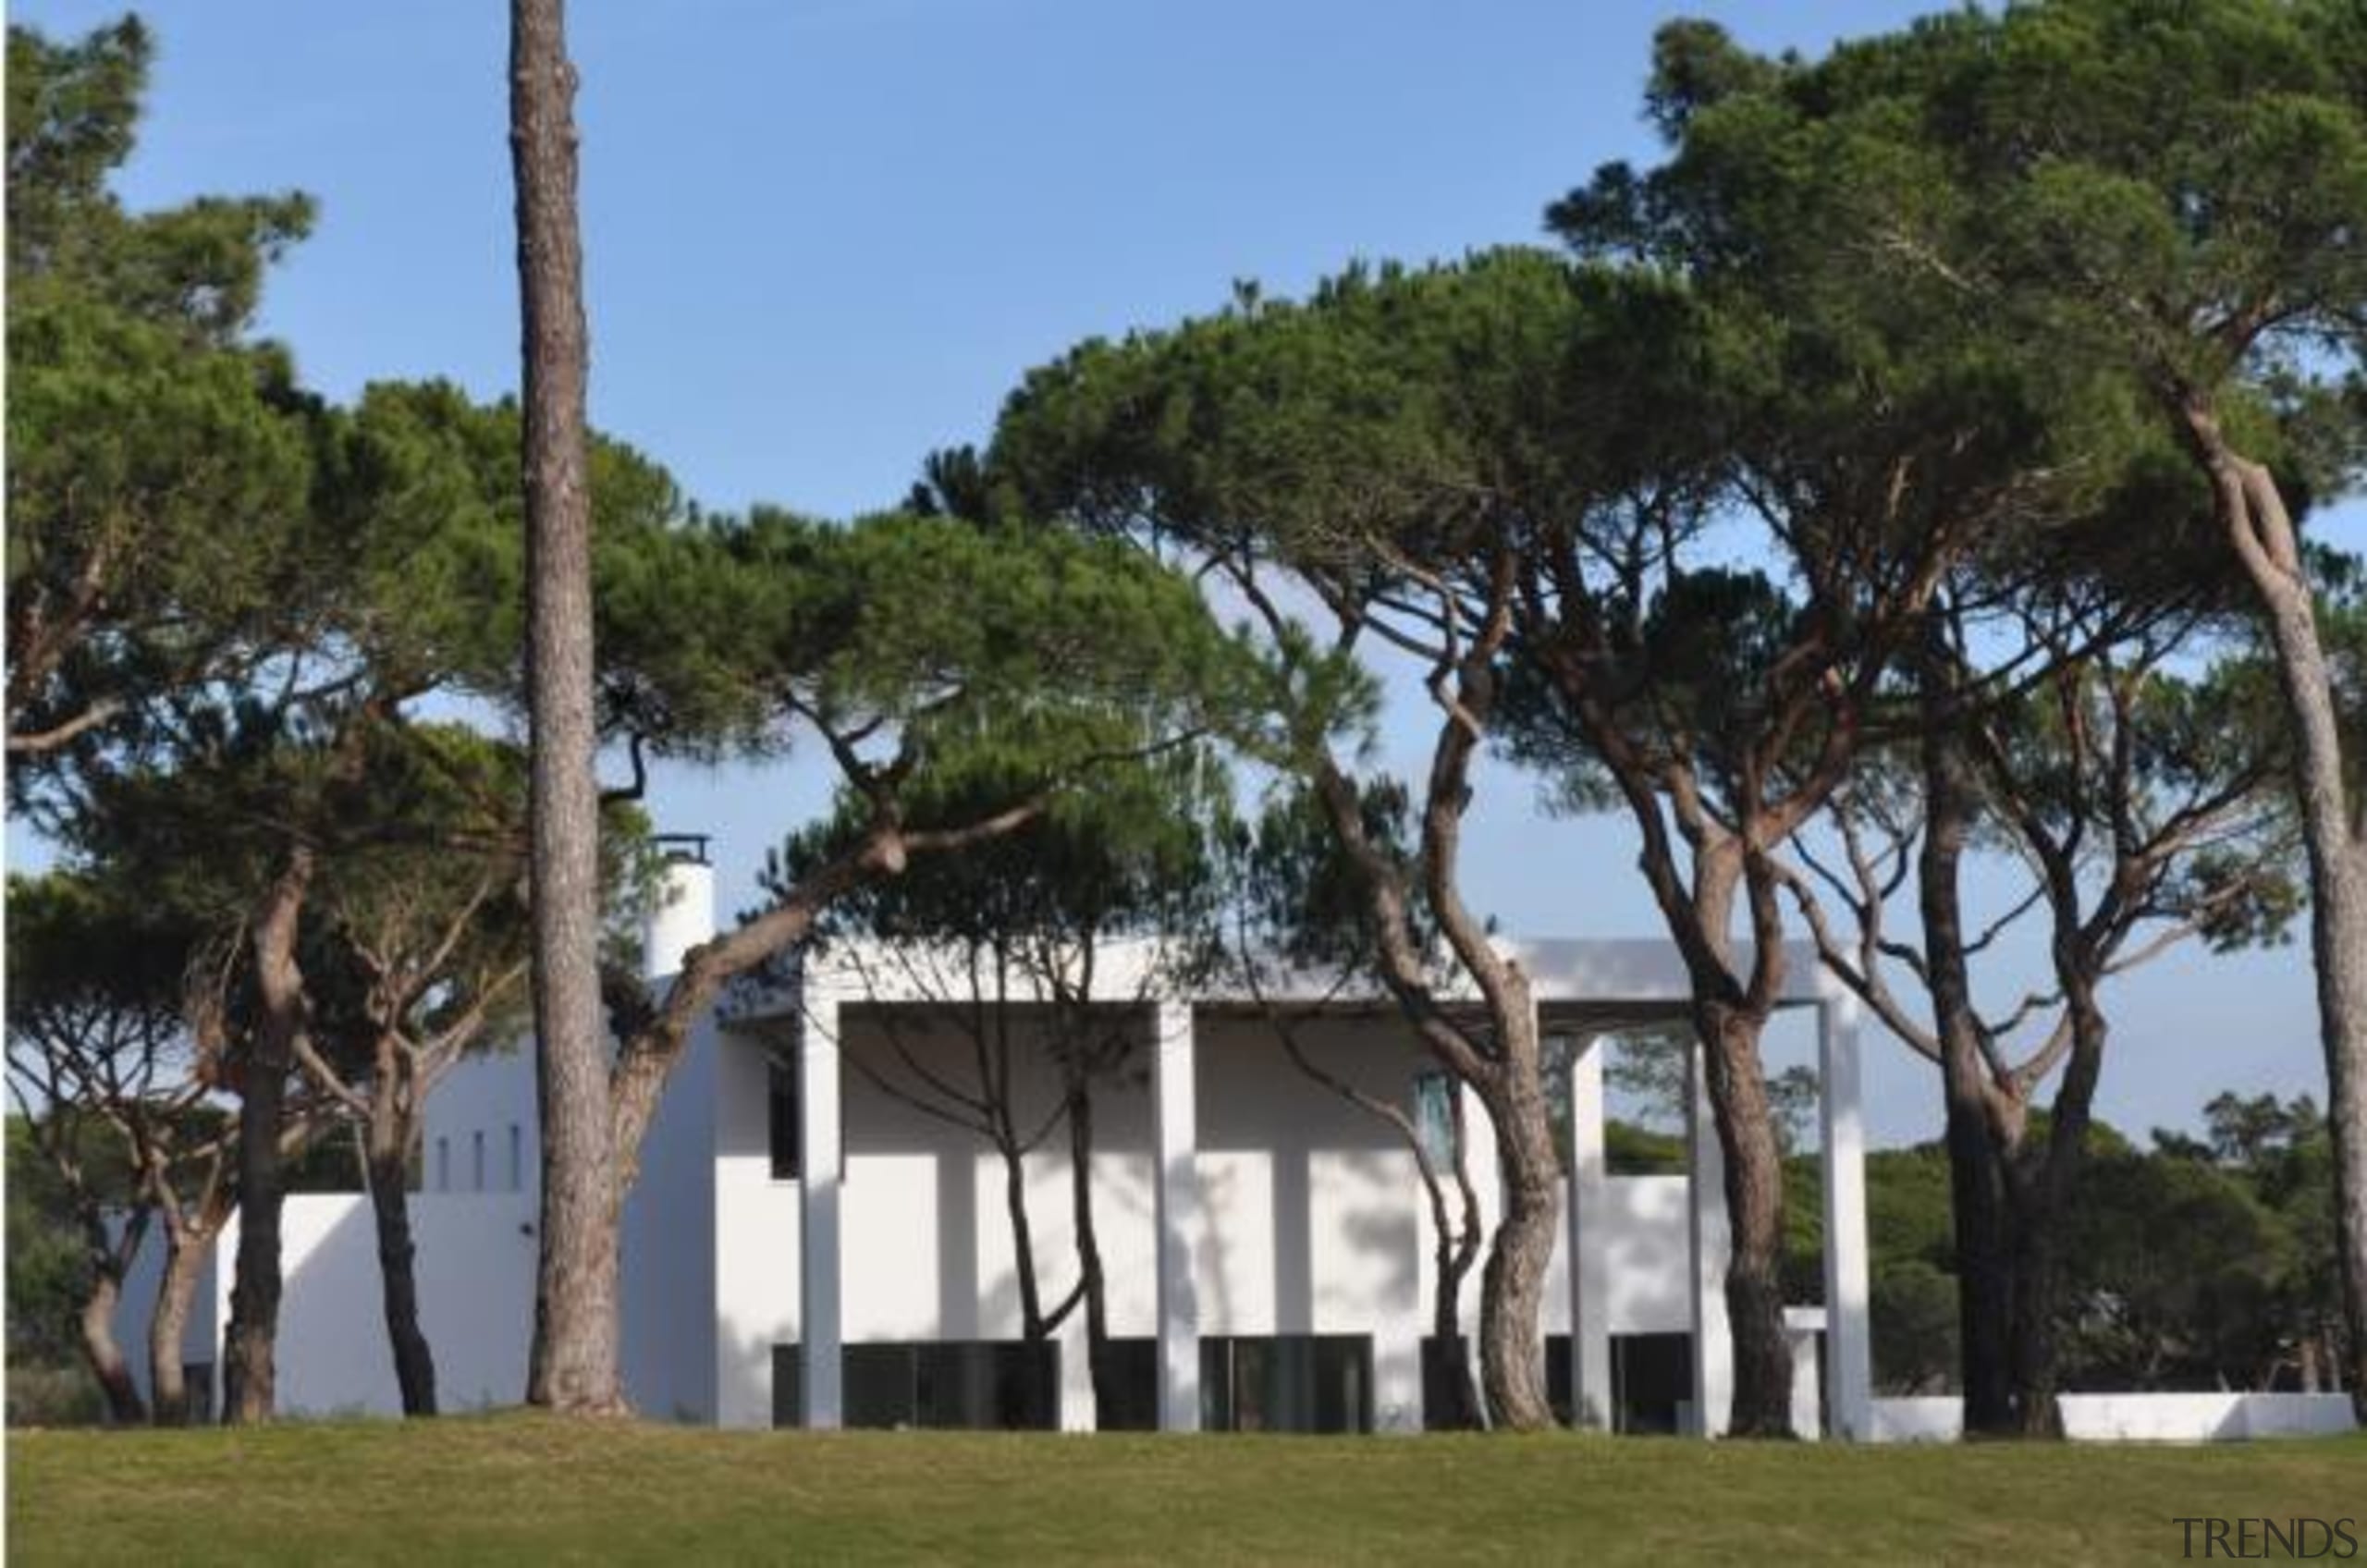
top-left (799, 972), bottom-right (844, 1430)
top-left (1686, 1037), bottom-right (1732, 1438)
top-left (1786, 1311), bottom-right (1826, 1439)
top-left (1373, 1323), bottom-right (1424, 1435)
top-left (1151, 1000), bottom-right (1202, 1431)
top-left (1818, 993), bottom-right (1874, 1441)
top-left (1457, 1076), bottom-right (1501, 1414)
top-left (1059, 1303), bottom-right (1097, 1432)
top-left (1564, 1035), bottom-right (1613, 1430)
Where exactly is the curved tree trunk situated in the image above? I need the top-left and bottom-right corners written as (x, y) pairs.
top-left (1065, 1086), bottom-right (1118, 1427)
top-left (365, 1082), bottom-right (437, 1417)
top-left (1003, 1132), bottom-right (1048, 1341)
top-left (2008, 965), bottom-right (2108, 1440)
top-left (1475, 1050), bottom-right (1562, 1433)
top-left (2307, 851), bottom-right (2367, 1418)
top-left (67, 1194), bottom-right (148, 1426)
top-left (513, 0), bottom-right (623, 1417)
top-left (80, 1268), bottom-right (145, 1426)
top-left (150, 1229), bottom-right (212, 1427)
top-left (1697, 1004), bottom-right (1796, 1438)
top-left (2181, 410), bottom-right (2367, 1419)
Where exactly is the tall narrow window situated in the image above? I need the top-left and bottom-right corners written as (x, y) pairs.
top-left (769, 1056), bottom-right (800, 1182)
top-left (508, 1123), bottom-right (524, 1192)
top-left (1411, 1071), bottom-right (1459, 1171)
top-left (435, 1137), bottom-right (449, 1193)
top-left (472, 1130), bottom-right (486, 1193)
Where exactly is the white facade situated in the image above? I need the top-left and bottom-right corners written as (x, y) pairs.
top-left (123, 857), bottom-right (1875, 1438)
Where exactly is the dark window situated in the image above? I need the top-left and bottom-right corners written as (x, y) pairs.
top-left (768, 1058), bottom-right (800, 1181)
top-left (181, 1362), bottom-right (215, 1426)
top-left (1418, 1336), bottom-right (1481, 1430)
top-left (1613, 1332), bottom-right (1692, 1434)
top-left (773, 1341), bottom-right (1060, 1430)
top-left (1544, 1331), bottom-right (1692, 1434)
top-left (771, 1345), bottom-right (802, 1428)
top-left (1093, 1339), bottom-right (1160, 1431)
top-left (1199, 1335), bottom-right (1372, 1434)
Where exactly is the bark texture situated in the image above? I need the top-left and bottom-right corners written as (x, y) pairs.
top-left (1696, 1001), bottom-right (1797, 1437)
top-left (2179, 398), bottom-right (2367, 1419)
top-left (1474, 1042), bottom-right (1563, 1431)
top-left (150, 1210), bottom-right (221, 1427)
top-left (220, 850), bottom-right (315, 1424)
top-left (79, 1268), bottom-right (144, 1426)
top-left (1919, 697), bottom-right (2019, 1437)
top-left (366, 1072), bottom-right (437, 1416)
top-left (1293, 552), bottom-right (1566, 1432)
top-left (511, 0), bottom-right (623, 1415)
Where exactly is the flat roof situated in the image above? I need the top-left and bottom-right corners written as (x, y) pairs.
top-left (725, 935), bottom-right (1833, 1029)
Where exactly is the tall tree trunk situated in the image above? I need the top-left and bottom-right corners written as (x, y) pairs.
top-left (512, 0), bottom-right (621, 1416)
top-left (79, 1268), bottom-right (145, 1426)
top-left (2008, 959), bottom-right (2108, 1440)
top-left (218, 1064), bottom-right (286, 1423)
top-left (150, 1220), bottom-right (216, 1427)
top-left (2312, 851), bottom-right (2367, 1419)
top-left (1696, 1002), bottom-right (1797, 1437)
top-left (2183, 410), bottom-right (2367, 1418)
top-left (365, 1060), bottom-right (437, 1417)
top-left (221, 851), bottom-right (315, 1425)
top-left (1065, 1086), bottom-right (1118, 1427)
top-left (1918, 694), bottom-right (2018, 1437)
top-left (2004, 1171), bottom-right (2064, 1438)
top-left (1474, 1034), bottom-right (1562, 1433)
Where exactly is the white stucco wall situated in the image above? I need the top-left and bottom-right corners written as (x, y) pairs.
top-left (160, 1192), bottom-right (541, 1416)
top-left (715, 1005), bottom-right (1719, 1430)
top-left (620, 1019), bottom-right (721, 1422)
top-left (423, 1047), bottom-right (539, 1200)
top-left (120, 997), bottom-right (721, 1421)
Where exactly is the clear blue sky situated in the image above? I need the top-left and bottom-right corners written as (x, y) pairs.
top-left (13, 0), bottom-right (2349, 1145)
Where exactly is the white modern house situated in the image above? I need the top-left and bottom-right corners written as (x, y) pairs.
top-left (120, 850), bottom-right (1876, 1438)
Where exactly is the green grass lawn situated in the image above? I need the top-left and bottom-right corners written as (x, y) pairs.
top-left (9, 1415), bottom-right (2363, 1565)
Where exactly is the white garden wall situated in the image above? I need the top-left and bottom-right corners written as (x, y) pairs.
top-left (1873, 1393), bottom-right (2358, 1443)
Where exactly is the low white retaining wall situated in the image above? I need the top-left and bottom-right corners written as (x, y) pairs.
top-left (1874, 1392), bottom-right (2357, 1443)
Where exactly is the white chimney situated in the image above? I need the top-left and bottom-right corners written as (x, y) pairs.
top-left (644, 834), bottom-right (717, 981)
